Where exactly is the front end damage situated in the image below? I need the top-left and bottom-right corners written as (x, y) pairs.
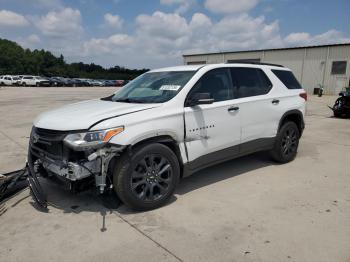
top-left (28, 127), bottom-right (125, 208)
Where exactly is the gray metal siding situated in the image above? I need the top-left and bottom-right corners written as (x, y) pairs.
top-left (183, 44), bottom-right (350, 94)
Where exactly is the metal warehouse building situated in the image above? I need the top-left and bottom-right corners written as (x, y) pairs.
top-left (183, 43), bottom-right (350, 95)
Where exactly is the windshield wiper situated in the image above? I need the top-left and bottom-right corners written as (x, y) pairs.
top-left (113, 98), bottom-right (144, 103)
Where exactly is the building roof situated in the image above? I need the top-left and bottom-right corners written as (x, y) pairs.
top-left (183, 43), bottom-right (350, 57)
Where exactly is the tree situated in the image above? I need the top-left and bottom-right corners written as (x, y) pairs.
top-left (0, 38), bottom-right (149, 79)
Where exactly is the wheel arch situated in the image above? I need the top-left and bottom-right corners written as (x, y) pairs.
top-left (109, 135), bottom-right (185, 178)
top-left (278, 110), bottom-right (304, 137)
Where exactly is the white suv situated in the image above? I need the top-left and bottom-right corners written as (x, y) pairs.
top-left (21, 76), bottom-right (50, 86)
top-left (0, 75), bottom-right (21, 86)
top-left (28, 63), bottom-right (306, 210)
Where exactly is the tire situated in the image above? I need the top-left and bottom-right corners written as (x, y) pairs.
top-left (270, 121), bottom-right (300, 163)
top-left (334, 112), bottom-right (342, 118)
top-left (113, 143), bottom-right (180, 211)
top-left (36, 83), bottom-right (40, 87)
top-left (23, 82), bottom-right (26, 87)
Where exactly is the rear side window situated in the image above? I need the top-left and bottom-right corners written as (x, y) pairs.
top-left (230, 68), bottom-right (272, 98)
top-left (272, 70), bottom-right (302, 89)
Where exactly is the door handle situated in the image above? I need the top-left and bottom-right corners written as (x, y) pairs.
top-left (272, 99), bottom-right (280, 105)
top-left (228, 106), bottom-right (239, 112)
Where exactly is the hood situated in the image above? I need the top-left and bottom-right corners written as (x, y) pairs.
top-left (34, 99), bottom-right (160, 131)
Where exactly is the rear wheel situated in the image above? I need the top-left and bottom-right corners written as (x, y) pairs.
top-left (113, 143), bottom-right (180, 211)
top-left (270, 121), bottom-right (300, 163)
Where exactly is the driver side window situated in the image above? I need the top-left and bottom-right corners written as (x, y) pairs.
top-left (187, 68), bottom-right (234, 103)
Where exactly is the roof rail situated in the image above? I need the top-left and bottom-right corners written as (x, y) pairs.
top-left (226, 61), bottom-right (284, 67)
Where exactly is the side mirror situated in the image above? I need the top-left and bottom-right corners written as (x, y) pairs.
top-left (187, 92), bottom-right (214, 106)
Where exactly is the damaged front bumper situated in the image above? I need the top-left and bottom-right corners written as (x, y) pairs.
top-left (27, 127), bottom-right (125, 208)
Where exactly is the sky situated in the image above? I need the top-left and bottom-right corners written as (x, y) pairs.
top-left (0, 0), bottom-right (349, 69)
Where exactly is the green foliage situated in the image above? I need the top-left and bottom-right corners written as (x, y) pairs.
top-left (0, 38), bottom-right (148, 79)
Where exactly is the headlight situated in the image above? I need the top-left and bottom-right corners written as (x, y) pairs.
top-left (64, 126), bottom-right (124, 150)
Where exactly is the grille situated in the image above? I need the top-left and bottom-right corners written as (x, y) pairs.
top-left (31, 127), bottom-right (69, 158)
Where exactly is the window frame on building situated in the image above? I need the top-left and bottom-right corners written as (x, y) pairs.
top-left (331, 61), bottom-right (347, 75)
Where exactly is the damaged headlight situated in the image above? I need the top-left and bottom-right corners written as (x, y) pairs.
top-left (63, 126), bottom-right (124, 150)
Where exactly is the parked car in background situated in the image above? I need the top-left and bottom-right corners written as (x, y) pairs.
top-left (21, 76), bottom-right (50, 86)
top-left (1, 75), bottom-right (21, 86)
top-left (20, 75), bottom-right (35, 86)
top-left (71, 78), bottom-right (86, 86)
top-left (88, 79), bottom-right (104, 86)
top-left (115, 80), bottom-right (125, 87)
top-left (84, 79), bottom-right (94, 86)
top-left (97, 80), bottom-right (106, 86)
top-left (71, 78), bottom-right (91, 87)
top-left (77, 79), bottom-right (90, 86)
top-left (103, 80), bottom-right (116, 86)
top-left (56, 77), bottom-right (74, 86)
top-left (49, 77), bottom-right (64, 87)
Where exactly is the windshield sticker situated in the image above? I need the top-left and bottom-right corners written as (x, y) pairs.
top-left (160, 85), bottom-right (181, 91)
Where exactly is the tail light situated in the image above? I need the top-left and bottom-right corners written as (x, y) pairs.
top-left (299, 92), bottom-right (307, 101)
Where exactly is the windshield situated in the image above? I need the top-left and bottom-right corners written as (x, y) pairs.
top-left (108, 71), bottom-right (196, 103)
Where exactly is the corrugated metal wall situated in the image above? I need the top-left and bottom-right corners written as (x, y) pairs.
top-left (183, 45), bottom-right (350, 95)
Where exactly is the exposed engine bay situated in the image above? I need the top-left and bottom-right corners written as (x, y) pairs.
top-left (29, 127), bottom-right (125, 194)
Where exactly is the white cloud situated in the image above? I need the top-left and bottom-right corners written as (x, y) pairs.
top-left (204, 0), bottom-right (259, 14)
top-left (35, 8), bottom-right (83, 37)
top-left (134, 11), bottom-right (282, 57)
top-left (84, 34), bottom-right (134, 54)
top-left (16, 34), bottom-right (41, 50)
top-left (284, 30), bottom-right (350, 46)
top-left (136, 11), bottom-right (189, 39)
top-left (104, 13), bottom-right (123, 28)
top-left (8, 4), bottom-right (345, 69)
top-left (160, 0), bottom-right (195, 14)
top-left (0, 10), bottom-right (29, 27)
top-left (78, 10), bottom-right (350, 68)
top-left (27, 34), bottom-right (41, 44)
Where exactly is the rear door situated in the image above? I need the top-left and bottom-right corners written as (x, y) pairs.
top-left (184, 68), bottom-right (241, 170)
top-left (230, 67), bottom-right (277, 153)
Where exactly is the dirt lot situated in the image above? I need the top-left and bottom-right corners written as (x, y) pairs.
top-left (0, 87), bottom-right (349, 262)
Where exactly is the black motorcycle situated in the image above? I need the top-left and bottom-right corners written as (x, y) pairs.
top-left (329, 87), bottom-right (350, 118)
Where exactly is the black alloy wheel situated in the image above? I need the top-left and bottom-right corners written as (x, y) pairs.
top-left (270, 121), bottom-right (300, 163)
top-left (113, 143), bottom-right (180, 211)
top-left (131, 154), bottom-right (173, 202)
top-left (281, 126), bottom-right (298, 158)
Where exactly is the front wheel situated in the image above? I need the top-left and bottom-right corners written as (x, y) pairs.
top-left (270, 121), bottom-right (300, 163)
top-left (113, 143), bottom-right (180, 211)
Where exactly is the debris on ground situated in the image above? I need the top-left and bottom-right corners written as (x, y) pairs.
top-left (0, 168), bottom-right (28, 202)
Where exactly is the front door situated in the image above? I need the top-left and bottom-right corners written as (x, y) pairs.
top-left (184, 68), bottom-right (241, 171)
